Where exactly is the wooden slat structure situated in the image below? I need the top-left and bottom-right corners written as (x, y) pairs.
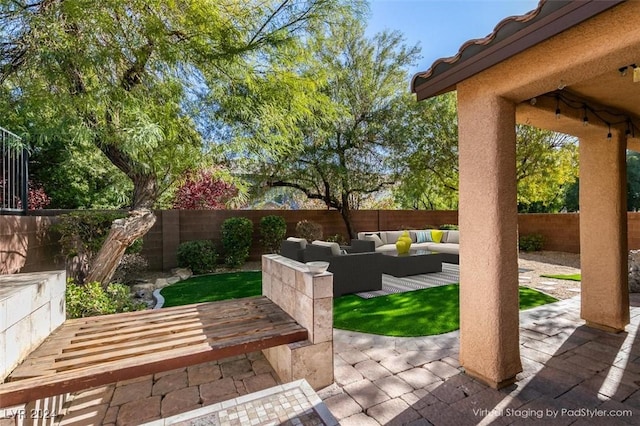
top-left (0, 296), bottom-right (307, 408)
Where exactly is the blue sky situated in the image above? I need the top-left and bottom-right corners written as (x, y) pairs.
top-left (366, 0), bottom-right (540, 74)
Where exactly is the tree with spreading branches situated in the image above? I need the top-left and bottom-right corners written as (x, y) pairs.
top-left (0, 0), bottom-right (359, 284)
top-left (259, 19), bottom-right (419, 238)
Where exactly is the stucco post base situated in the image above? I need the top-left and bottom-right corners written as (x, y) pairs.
top-left (464, 367), bottom-right (517, 389)
top-left (579, 133), bottom-right (629, 333)
top-left (585, 321), bottom-right (625, 334)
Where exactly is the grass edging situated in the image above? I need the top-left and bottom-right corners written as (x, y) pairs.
top-left (540, 273), bottom-right (581, 281)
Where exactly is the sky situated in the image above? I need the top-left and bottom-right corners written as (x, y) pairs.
top-left (365, 0), bottom-right (540, 74)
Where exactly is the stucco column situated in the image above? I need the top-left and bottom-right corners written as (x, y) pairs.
top-left (457, 86), bottom-right (522, 388)
top-left (579, 132), bottom-right (629, 332)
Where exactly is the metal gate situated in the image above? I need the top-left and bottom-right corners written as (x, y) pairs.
top-left (1, 127), bottom-right (28, 214)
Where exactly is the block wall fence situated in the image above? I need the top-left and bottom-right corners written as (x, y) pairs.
top-left (3, 210), bottom-right (640, 274)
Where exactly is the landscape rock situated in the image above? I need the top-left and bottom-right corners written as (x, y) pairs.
top-left (167, 277), bottom-right (181, 285)
top-left (629, 250), bottom-right (640, 293)
top-left (171, 268), bottom-right (193, 280)
top-left (155, 278), bottom-right (170, 288)
top-left (131, 283), bottom-right (156, 293)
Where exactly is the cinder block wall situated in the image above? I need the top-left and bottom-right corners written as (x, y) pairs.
top-left (9, 210), bottom-right (640, 273)
top-left (0, 215), bottom-right (63, 275)
top-left (518, 213), bottom-right (581, 253)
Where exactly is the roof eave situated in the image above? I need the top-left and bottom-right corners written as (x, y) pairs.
top-left (411, 0), bottom-right (625, 101)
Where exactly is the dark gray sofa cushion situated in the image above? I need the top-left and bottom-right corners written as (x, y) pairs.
top-left (303, 243), bottom-right (383, 297)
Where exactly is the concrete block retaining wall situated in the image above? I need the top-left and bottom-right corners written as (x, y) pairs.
top-left (0, 271), bottom-right (66, 381)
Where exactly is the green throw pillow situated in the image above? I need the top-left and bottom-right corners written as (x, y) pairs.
top-left (430, 230), bottom-right (444, 243)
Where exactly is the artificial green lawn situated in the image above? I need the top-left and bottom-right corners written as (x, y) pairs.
top-left (159, 271), bottom-right (262, 307)
top-left (333, 284), bottom-right (558, 337)
top-left (540, 273), bottom-right (581, 281)
top-left (160, 272), bottom-right (558, 336)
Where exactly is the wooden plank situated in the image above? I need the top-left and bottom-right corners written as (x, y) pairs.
top-left (0, 327), bottom-right (306, 407)
top-left (0, 297), bottom-right (307, 408)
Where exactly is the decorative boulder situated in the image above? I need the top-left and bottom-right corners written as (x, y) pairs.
top-left (628, 250), bottom-right (640, 293)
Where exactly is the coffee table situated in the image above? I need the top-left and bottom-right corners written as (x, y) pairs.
top-left (380, 249), bottom-right (444, 277)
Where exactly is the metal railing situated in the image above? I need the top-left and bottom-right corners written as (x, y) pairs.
top-left (1, 126), bottom-right (28, 215)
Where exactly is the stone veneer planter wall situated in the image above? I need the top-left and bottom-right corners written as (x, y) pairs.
top-left (261, 254), bottom-right (334, 390)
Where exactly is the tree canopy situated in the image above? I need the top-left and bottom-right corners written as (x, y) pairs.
top-left (391, 92), bottom-right (579, 213)
top-left (258, 18), bottom-right (420, 237)
top-left (0, 0), bottom-right (362, 283)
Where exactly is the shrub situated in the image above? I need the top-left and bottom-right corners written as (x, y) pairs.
top-left (52, 211), bottom-right (124, 258)
top-left (519, 233), bottom-right (544, 252)
top-left (439, 224), bottom-right (459, 230)
top-left (52, 211), bottom-right (145, 283)
top-left (177, 240), bottom-right (218, 274)
top-left (172, 168), bottom-right (238, 209)
top-left (65, 279), bottom-right (146, 319)
top-left (52, 211), bottom-right (144, 257)
top-left (295, 220), bottom-right (323, 242)
top-left (112, 253), bottom-right (149, 284)
top-left (222, 217), bottom-right (253, 268)
top-left (326, 234), bottom-right (347, 245)
top-left (260, 215), bottom-right (286, 253)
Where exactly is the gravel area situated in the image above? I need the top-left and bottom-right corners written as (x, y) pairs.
top-left (518, 250), bottom-right (581, 300)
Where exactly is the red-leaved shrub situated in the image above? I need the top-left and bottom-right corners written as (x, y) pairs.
top-left (172, 169), bottom-right (238, 210)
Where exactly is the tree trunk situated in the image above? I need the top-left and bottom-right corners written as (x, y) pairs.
top-left (340, 205), bottom-right (355, 240)
top-left (85, 209), bottom-right (156, 286)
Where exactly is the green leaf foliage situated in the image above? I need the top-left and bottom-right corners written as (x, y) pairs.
top-left (221, 217), bottom-right (253, 268)
top-left (391, 93), bottom-right (579, 213)
top-left (256, 18), bottom-right (421, 237)
top-left (52, 211), bottom-right (142, 258)
top-left (65, 279), bottom-right (146, 319)
top-left (259, 215), bottom-right (287, 254)
top-left (519, 234), bottom-right (544, 252)
top-left (176, 240), bottom-right (218, 275)
top-left (0, 0), bottom-right (361, 209)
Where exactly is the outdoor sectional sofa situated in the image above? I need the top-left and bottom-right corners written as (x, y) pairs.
top-left (279, 238), bottom-right (383, 297)
top-left (356, 229), bottom-right (460, 264)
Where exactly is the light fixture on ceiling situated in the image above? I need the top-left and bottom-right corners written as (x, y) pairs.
top-left (558, 80), bottom-right (566, 90)
top-left (632, 64), bottom-right (640, 83)
top-left (530, 97), bottom-right (537, 106)
top-left (540, 91), bottom-right (639, 141)
top-left (620, 66), bottom-right (628, 77)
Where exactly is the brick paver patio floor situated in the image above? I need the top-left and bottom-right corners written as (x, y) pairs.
top-left (57, 294), bottom-right (640, 425)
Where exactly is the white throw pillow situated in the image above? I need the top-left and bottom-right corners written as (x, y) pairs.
top-left (444, 231), bottom-right (459, 244)
top-left (286, 237), bottom-right (307, 248)
top-left (384, 231), bottom-right (404, 245)
top-left (363, 234), bottom-right (384, 248)
top-left (312, 240), bottom-right (341, 256)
